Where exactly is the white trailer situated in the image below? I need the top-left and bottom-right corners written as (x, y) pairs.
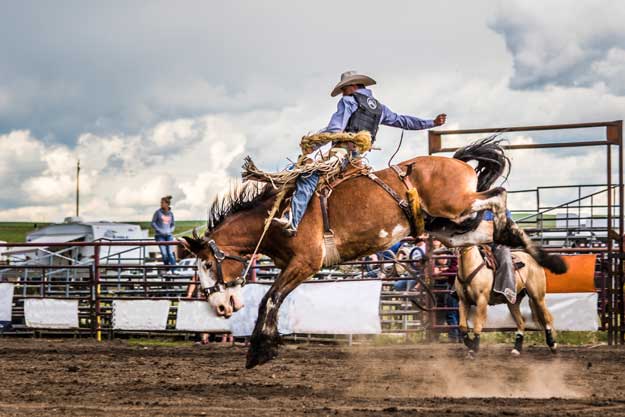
top-left (8, 217), bottom-right (155, 265)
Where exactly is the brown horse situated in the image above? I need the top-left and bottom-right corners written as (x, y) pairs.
top-left (456, 245), bottom-right (557, 357)
top-left (181, 138), bottom-right (566, 368)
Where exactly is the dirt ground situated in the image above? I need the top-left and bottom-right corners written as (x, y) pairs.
top-left (1, 339), bottom-right (625, 416)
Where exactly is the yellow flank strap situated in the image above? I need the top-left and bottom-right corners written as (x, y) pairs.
top-left (406, 188), bottom-right (425, 236)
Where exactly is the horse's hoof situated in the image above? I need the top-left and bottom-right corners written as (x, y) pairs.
top-left (549, 343), bottom-right (558, 354)
top-left (466, 350), bottom-right (476, 360)
top-left (245, 335), bottom-right (280, 369)
top-left (245, 346), bottom-right (279, 369)
top-left (510, 349), bottom-right (521, 356)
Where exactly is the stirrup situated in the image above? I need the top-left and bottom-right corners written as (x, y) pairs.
top-left (271, 212), bottom-right (297, 236)
top-left (271, 216), bottom-right (291, 227)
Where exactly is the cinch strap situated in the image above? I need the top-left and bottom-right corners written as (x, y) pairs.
top-left (366, 172), bottom-right (416, 235)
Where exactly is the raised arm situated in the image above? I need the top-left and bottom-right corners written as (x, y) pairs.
top-left (381, 106), bottom-right (446, 130)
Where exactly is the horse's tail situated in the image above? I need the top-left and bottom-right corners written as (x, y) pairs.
top-left (453, 136), bottom-right (510, 192)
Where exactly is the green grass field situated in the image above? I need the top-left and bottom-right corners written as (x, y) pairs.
top-left (0, 221), bottom-right (206, 242)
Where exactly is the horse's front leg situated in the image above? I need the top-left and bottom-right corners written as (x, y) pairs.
top-left (466, 294), bottom-right (488, 355)
top-left (507, 302), bottom-right (525, 356)
top-left (455, 283), bottom-right (470, 336)
top-left (246, 260), bottom-right (315, 369)
top-left (458, 297), bottom-right (474, 354)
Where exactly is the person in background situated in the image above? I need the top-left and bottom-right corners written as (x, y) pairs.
top-left (431, 238), bottom-right (461, 343)
top-left (151, 195), bottom-right (176, 266)
top-left (393, 236), bottom-right (428, 291)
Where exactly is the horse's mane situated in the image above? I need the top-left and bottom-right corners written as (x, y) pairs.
top-left (208, 181), bottom-right (276, 231)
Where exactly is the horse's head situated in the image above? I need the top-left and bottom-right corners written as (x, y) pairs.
top-left (181, 231), bottom-right (246, 318)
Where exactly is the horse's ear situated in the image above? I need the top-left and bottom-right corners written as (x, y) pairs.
top-left (180, 236), bottom-right (205, 254)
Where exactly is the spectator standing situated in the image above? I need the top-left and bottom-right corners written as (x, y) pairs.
top-left (431, 238), bottom-right (461, 343)
top-left (151, 195), bottom-right (176, 266)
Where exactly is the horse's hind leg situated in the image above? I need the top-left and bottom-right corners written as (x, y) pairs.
top-left (529, 297), bottom-right (558, 353)
top-left (507, 302), bottom-right (525, 356)
top-left (246, 260), bottom-right (316, 369)
top-left (464, 188), bottom-right (567, 275)
top-left (465, 187), bottom-right (508, 232)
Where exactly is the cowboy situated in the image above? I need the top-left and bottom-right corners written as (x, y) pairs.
top-left (273, 71), bottom-right (447, 235)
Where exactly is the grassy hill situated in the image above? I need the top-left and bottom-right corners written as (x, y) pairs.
top-left (0, 221), bottom-right (206, 242)
top-left (0, 222), bottom-right (50, 243)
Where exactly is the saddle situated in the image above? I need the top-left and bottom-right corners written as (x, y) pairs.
top-left (479, 245), bottom-right (525, 306)
top-left (478, 245), bottom-right (526, 272)
top-left (316, 158), bottom-right (370, 195)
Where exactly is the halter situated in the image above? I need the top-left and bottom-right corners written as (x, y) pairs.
top-left (202, 239), bottom-right (248, 297)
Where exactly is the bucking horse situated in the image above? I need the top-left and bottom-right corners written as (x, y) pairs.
top-left (180, 137), bottom-right (567, 368)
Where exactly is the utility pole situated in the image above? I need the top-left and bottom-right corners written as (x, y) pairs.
top-left (76, 160), bottom-right (80, 217)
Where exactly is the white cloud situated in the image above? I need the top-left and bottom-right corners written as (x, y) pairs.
top-left (490, 0), bottom-right (625, 94)
top-left (1, 1), bottom-right (624, 223)
top-left (0, 114), bottom-right (256, 221)
top-left (22, 175), bottom-right (75, 204)
top-left (591, 47), bottom-right (625, 91)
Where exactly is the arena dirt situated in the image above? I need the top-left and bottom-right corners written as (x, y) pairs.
top-left (1, 339), bottom-right (624, 416)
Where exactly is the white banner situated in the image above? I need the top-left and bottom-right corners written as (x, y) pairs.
top-left (175, 280), bottom-right (382, 337)
top-left (175, 300), bottom-right (230, 332)
top-left (469, 292), bottom-right (598, 331)
top-left (0, 283), bottom-right (14, 322)
top-left (112, 300), bottom-right (171, 330)
top-left (286, 280), bottom-right (382, 334)
top-left (24, 299), bottom-right (79, 329)
top-left (228, 283), bottom-right (293, 337)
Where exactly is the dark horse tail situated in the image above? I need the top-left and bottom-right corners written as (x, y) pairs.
top-left (452, 136), bottom-right (510, 192)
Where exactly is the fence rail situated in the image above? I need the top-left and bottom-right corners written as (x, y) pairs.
top-left (0, 240), bottom-right (613, 343)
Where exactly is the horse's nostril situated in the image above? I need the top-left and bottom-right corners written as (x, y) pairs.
top-left (217, 305), bottom-right (226, 314)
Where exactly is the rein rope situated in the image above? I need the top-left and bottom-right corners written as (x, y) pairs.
top-left (387, 129), bottom-right (404, 168)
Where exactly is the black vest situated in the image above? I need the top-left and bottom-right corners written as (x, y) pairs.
top-left (345, 92), bottom-right (383, 142)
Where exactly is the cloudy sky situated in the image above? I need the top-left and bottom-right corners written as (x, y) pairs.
top-left (1, 0), bottom-right (624, 222)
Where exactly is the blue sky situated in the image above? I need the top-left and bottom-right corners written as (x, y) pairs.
top-left (0, 0), bottom-right (624, 221)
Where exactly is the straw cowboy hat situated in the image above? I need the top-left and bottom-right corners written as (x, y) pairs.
top-left (330, 71), bottom-right (376, 97)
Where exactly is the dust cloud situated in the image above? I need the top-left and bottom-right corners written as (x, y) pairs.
top-left (347, 345), bottom-right (586, 399)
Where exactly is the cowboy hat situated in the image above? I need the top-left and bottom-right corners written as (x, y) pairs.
top-left (330, 71), bottom-right (376, 97)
